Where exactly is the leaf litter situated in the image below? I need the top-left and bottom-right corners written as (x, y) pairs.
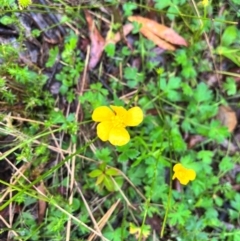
top-left (85, 13), bottom-right (187, 69)
top-left (128, 15), bottom-right (188, 50)
top-left (1, 2), bottom-right (240, 241)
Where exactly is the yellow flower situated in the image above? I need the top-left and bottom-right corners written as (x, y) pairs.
top-left (129, 223), bottom-right (150, 240)
top-left (202, 0), bottom-right (209, 7)
top-left (172, 163), bottom-right (196, 185)
top-left (92, 105), bottom-right (143, 146)
top-left (18, 0), bottom-right (32, 8)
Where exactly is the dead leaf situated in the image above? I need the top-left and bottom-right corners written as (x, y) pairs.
top-left (128, 15), bottom-right (188, 50)
top-left (146, 214), bottom-right (161, 234)
top-left (217, 105), bottom-right (237, 132)
top-left (187, 135), bottom-right (206, 149)
top-left (105, 23), bottom-right (134, 45)
top-left (85, 10), bottom-right (105, 69)
top-left (87, 199), bottom-right (120, 241)
top-left (37, 181), bottom-right (47, 224)
top-left (139, 26), bottom-right (176, 50)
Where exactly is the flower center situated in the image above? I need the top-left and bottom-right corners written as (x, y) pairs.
top-left (111, 115), bottom-right (126, 128)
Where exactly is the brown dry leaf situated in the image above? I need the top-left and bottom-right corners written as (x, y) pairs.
top-left (105, 23), bottom-right (134, 45)
top-left (37, 181), bottom-right (47, 224)
top-left (187, 135), bottom-right (206, 149)
top-left (85, 10), bottom-right (105, 69)
top-left (217, 105), bottom-right (237, 132)
top-left (87, 199), bottom-right (120, 241)
top-left (140, 26), bottom-right (176, 50)
top-left (128, 15), bottom-right (188, 50)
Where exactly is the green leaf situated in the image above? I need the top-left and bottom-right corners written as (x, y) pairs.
top-left (229, 209), bottom-right (239, 221)
top-left (159, 76), bottom-right (182, 101)
top-left (154, 0), bottom-right (171, 9)
top-left (95, 148), bottom-right (112, 163)
top-left (170, 128), bottom-right (187, 152)
top-left (194, 82), bottom-right (212, 102)
top-left (175, 49), bottom-right (187, 66)
top-left (204, 208), bottom-right (220, 226)
top-left (223, 77), bottom-right (237, 96)
top-left (167, 89), bottom-right (181, 101)
top-left (71, 198), bottom-right (81, 212)
top-left (221, 26), bottom-right (238, 46)
top-left (118, 152), bottom-right (129, 162)
top-left (124, 67), bottom-right (145, 88)
top-left (197, 150), bottom-right (213, 164)
top-left (233, 232), bottom-right (240, 241)
top-left (121, 46), bottom-right (131, 56)
top-left (128, 149), bottom-right (140, 159)
top-left (169, 203), bottom-right (191, 226)
top-left (104, 227), bottom-right (128, 241)
top-left (214, 196), bottom-right (223, 207)
top-left (46, 47), bottom-right (59, 68)
top-left (198, 103), bottom-right (218, 119)
top-left (96, 174), bottom-right (105, 185)
top-left (127, 166), bottom-right (146, 185)
top-left (49, 110), bottom-right (66, 124)
top-left (168, 76), bottom-right (181, 89)
top-left (105, 168), bottom-right (120, 176)
top-left (181, 62), bottom-right (197, 79)
top-left (88, 169), bottom-right (102, 178)
top-left (181, 82), bottom-right (193, 97)
top-left (215, 46), bottom-right (240, 66)
top-left (105, 43), bottom-right (116, 57)
top-left (159, 77), bottom-right (167, 90)
top-left (167, 4), bottom-right (179, 20)
top-left (231, 0), bottom-right (240, 4)
top-left (0, 15), bottom-right (16, 25)
top-left (123, 2), bottom-right (137, 16)
top-left (103, 176), bottom-right (115, 191)
top-left (195, 197), bottom-right (213, 208)
top-left (180, 155), bottom-right (195, 166)
top-left (99, 162), bottom-right (107, 171)
top-left (219, 156), bottom-right (234, 173)
top-left (208, 120), bottom-right (229, 143)
top-left (60, 84), bottom-right (68, 95)
top-left (31, 29), bottom-right (41, 38)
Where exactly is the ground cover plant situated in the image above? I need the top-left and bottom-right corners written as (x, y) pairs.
top-left (1, 0), bottom-right (240, 240)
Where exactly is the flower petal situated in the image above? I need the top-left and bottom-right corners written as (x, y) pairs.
top-left (125, 107), bottom-right (144, 126)
top-left (173, 163), bottom-right (183, 172)
top-left (187, 169), bottom-right (196, 181)
top-left (109, 127), bottom-right (130, 146)
top-left (92, 106), bottom-right (114, 122)
top-left (172, 173), bottom-right (177, 180)
top-left (97, 121), bottom-right (112, 141)
top-left (110, 105), bottom-right (128, 117)
top-left (178, 177), bottom-right (190, 185)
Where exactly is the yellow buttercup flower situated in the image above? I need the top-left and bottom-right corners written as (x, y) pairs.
top-left (92, 105), bottom-right (143, 146)
top-left (172, 163), bottom-right (196, 185)
top-left (18, 0), bottom-right (32, 8)
top-left (202, 0), bottom-right (209, 7)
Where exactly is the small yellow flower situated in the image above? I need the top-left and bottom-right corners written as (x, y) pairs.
top-left (18, 0), bottom-right (32, 8)
top-left (172, 163), bottom-right (196, 185)
top-left (92, 105), bottom-right (143, 146)
top-left (202, 0), bottom-right (209, 7)
top-left (129, 223), bottom-right (150, 240)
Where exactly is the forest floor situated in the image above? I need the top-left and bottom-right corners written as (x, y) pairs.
top-left (1, 0), bottom-right (240, 241)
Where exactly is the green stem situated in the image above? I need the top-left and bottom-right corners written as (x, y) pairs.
top-left (160, 132), bottom-right (174, 238)
top-left (160, 169), bottom-right (172, 238)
